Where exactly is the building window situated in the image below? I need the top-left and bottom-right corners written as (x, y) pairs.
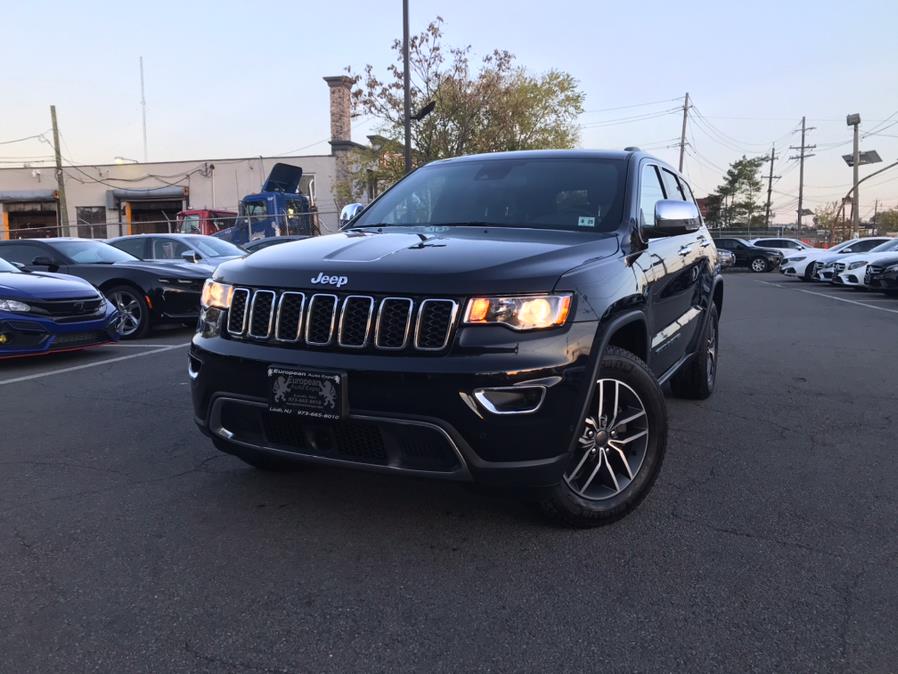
top-left (76, 207), bottom-right (106, 238)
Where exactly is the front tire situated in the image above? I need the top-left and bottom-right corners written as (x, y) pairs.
top-left (106, 285), bottom-right (150, 339)
top-left (670, 304), bottom-right (719, 400)
top-left (538, 346), bottom-right (667, 528)
top-left (750, 257), bottom-right (770, 273)
top-left (802, 264), bottom-right (815, 281)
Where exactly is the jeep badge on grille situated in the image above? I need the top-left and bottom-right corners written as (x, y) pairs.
top-left (310, 272), bottom-right (348, 288)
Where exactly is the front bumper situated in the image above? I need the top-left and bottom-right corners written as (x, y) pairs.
top-left (189, 322), bottom-right (599, 487)
top-left (0, 307), bottom-right (119, 358)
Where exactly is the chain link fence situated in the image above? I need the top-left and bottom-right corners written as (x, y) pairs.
top-left (1, 210), bottom-right (346, 240)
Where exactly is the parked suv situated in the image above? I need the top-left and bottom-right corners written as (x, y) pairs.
top-left (190, 150), bottom-right (723, 527)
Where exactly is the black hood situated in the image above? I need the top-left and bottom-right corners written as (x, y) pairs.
top-left (214, 227), bottom-right (620, 294)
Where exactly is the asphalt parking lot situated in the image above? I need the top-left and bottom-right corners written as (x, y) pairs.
top-left (1, 273), bottom-right (896, 673)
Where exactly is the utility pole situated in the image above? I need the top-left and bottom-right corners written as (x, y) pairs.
top-left (764, 143), bottom-right (780, 229)
top-left (402, 0), bottom-right (412, 174)
top-left (872, 199), bottom-right (879, 235)
top-left (678, 92), bottom-right (689, 172)
top-left (50, 105), bottom-right (70, 237)
top-left (139, 56), bottom-right (148, 162)
top-left (788, 116), bottom-right (815, 230)
top-left (847, 113), bottom-right (861, 235)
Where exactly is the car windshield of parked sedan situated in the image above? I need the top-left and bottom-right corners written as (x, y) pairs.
top-left (52, 240), bottom-right (139, 264)
top-left (869, 238), bottom-right (898, 253)
top-left (351, 157), bottom-right (627, 233)
top-left (188, 237), bottom-right (244, 258)
top-left (0, 257), bottom-right (21, 273)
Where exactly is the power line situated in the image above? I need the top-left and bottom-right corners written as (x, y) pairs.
top-left (0, 131), bottom-right (51, 145)
top-left (582, 97), bottom-right (682, 114)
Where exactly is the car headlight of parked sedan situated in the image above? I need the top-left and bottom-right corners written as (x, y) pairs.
top-left (847, 260), bottom-right (868, 270)
top-left (0, 298), bottom-right (31, 312)
top-left (786, 256), bottom-right (807, 263)
top-left (886, 264), bottom-right (898, 273)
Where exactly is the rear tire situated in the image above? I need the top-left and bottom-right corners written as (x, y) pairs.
top-left (538, 346), bottom-right (667, 528)
top-left (750, 257), bottom-right (769, 273)
top-left (670, 304), bottom-right (719, 400)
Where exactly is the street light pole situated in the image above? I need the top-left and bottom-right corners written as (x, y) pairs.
top-left (402, 0), bottom-right (412, 174)
top-left (847, 113), bottom-right (861, 236)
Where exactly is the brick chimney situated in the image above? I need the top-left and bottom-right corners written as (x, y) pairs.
top-left (323, 75), bottom-right (354, 149)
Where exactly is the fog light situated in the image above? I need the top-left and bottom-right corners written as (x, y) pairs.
top-left (0, 333), bottom-right (7, 344)
top-left (473, 386), bottom-right (546, 415)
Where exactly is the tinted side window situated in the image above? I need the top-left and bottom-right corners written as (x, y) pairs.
top-left (679, 177), bottom-right (697, 205)
top-left (639, 165), bottom-right (666, 227)
top-left (754, 239), bottom-right (774, 247)
top-left (660, 169), bottom-right (686, 201)
top-left (113, 238), bottom-right (146, 258)
top-left (854, 239), bottom-right (886, 252)
top-left (0, 243), bottom-right (47, 264)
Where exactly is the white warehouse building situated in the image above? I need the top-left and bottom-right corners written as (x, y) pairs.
top-left (0, 76), bottom-right (362, 240)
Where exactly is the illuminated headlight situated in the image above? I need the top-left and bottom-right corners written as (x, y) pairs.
top-left (0, 298), bottom-right (31, 312)
top-left (847, 261), bottom-right (867, 270)
top-left (200, 279), bottom-right (233, 309)
top-left (464, 294), bottom-right (572, 330)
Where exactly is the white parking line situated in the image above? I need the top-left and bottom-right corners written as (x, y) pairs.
top-left (0, 343), bottom-right (190, 386)
top-left (107, 342), bottom-right (181, 348)
top-left (758, 280), bottom-right (898, 314)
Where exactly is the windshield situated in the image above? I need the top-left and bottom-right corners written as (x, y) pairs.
top-left (0, 257), bottom-right (21, 273)
top-left (53, 240), bottom-right (138, 264)
top-left (180, 215), bottom-right (201, 234)
top-left (352, 157), bottom-right (627, 233)
top-left (189, 237), bottom-right (244, 257)
top-left (242, 201), bottom-right (267, 217)
top-left (870, 238), bottom-right (898, 253)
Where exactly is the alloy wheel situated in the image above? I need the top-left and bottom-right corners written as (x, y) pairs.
top-left (565, 378), bottom-right (650, 500)
top-left (109, 290), bottom-right (143, 337)
top-left (751, 258), bottom-right (768, 272)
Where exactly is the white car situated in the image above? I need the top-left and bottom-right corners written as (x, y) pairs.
top-left (750, 237), bottom-right (812, 258)
top-left (832, 238), bottom-right (898, 287)
top-left (781, 237), bottom-right (890, 281)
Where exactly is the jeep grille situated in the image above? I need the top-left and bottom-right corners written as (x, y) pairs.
top-left (227, 288), bottom-right (459, 353)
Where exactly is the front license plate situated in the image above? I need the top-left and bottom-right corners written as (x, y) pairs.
top-left (267, 367), bottom-right (346, 420)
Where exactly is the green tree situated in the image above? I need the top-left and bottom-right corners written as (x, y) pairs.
top-left (872, 207), bottom-right (898, 233)
top-left (711, 156), bottom-right (766, 229)
top-left (345, 17), bottom-right (585, 196)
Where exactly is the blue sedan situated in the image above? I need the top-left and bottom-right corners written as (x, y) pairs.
top-left (0, 257), bottom-right (119, 359)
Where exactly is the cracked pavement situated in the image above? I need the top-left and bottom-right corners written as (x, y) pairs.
top-left (0, 275), bottom-right (896, 672)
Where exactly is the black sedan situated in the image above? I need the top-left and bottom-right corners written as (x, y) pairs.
top-left (0, 238), bottom-right (211, 339)
top-left (865, 253), bottom-right (898, 296)
top-left (713, 237), bottom-right (784, 273)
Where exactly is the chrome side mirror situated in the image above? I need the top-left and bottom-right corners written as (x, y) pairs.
top-left (649, 200), bottom-right (701, 236)
top-left (339, 203), bottom-right (365, 227)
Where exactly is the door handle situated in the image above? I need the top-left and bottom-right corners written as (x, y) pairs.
top-left (678, 245), bottom-right (692, 256)
top-left (700, 240), bottom-right (711, 248)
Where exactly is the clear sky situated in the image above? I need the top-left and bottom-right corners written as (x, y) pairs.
top-left (3, 0), bottom-right (897, 221)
